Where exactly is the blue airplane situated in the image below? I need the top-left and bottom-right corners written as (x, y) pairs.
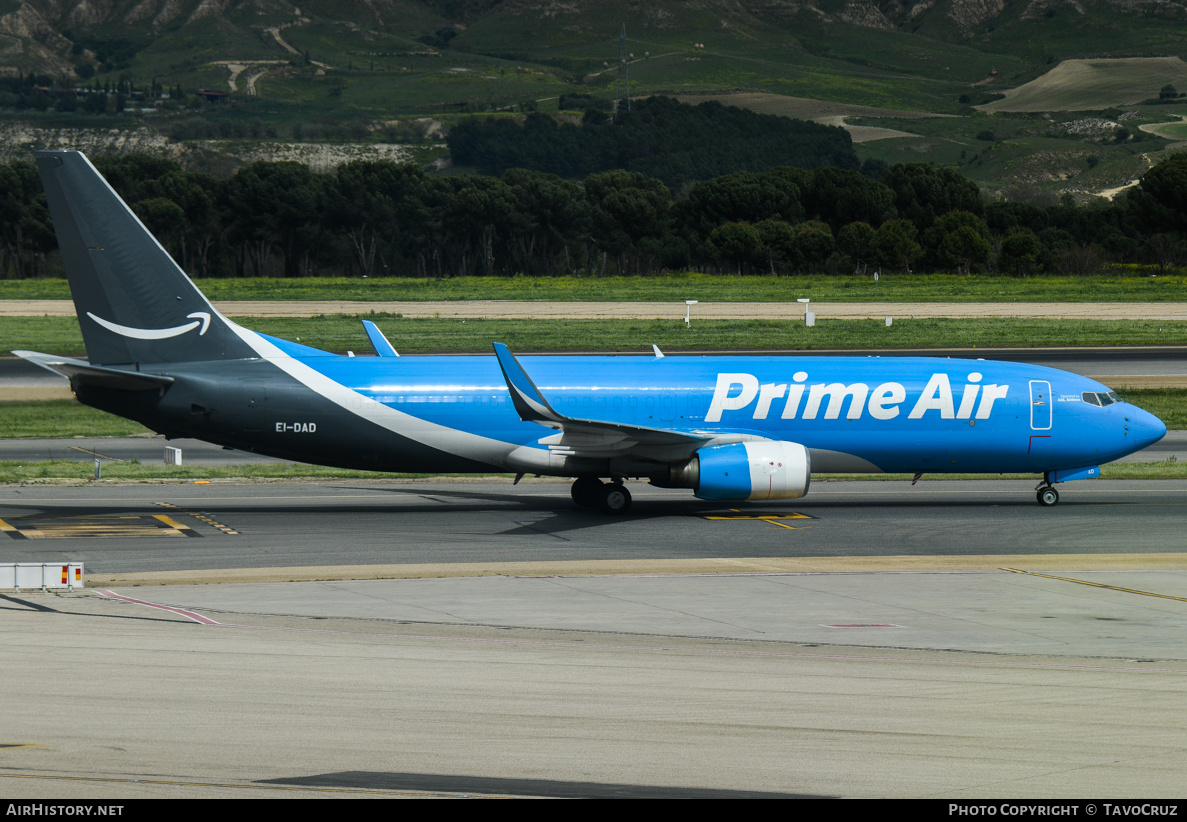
top-left (15, 151), bottom-right (1167, 513)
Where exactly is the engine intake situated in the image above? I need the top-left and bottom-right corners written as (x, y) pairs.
top-left (663, 441), bottom-right (811, 501)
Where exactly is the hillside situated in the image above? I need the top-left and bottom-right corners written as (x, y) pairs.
top-left (4, 0), bottom-right (1187, 197)
top-left (8, 0), bottom-right (1187, 103)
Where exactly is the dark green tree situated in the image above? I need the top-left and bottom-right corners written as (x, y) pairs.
top-left (707, 222), bottom-right (764, 275)
top-left (332, 160), bottom-right (429, 277)
top-left (503, 168), bottom-right (588, 277)
top-left (875, 219), bottom-right (923, 272)
top-left (881, 163), bottom-right (983, 233)
top-left (0, 160), bottom-right (54, 279)
top-left (223, 161), bottom-right (325, 277)
top-left (427, 175), bottom-right (517, 277)
top-left (802, 167), bottom-right (896, 233)
top-left (836, 221), bottom-right (877, 273)
top-left (791, 221), bottom-right (835, 273)
top-left (1129, 152), bottom-right (1187, 234)
top-left (584, 170), bottom-right (671, 276)
top-left (997, 228), bottom-right (1044, 275)
top-left (924, 211), bottom-right (992, 273)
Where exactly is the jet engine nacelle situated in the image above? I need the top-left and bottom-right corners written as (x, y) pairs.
top-left (665, 441), bottom-right (811, 501)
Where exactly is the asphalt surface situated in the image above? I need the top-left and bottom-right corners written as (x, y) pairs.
top-left (5, 580), bottom-right (1185, 799)
top-left (3, 479), bottom-right (1186, 798)
top-left (3, 479), bottom-right (1186, 574)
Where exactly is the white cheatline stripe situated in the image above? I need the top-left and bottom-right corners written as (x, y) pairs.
top-left (95, 590), bottom-right (221, 625)
top-left (225, 322), bottom-right (515, 465)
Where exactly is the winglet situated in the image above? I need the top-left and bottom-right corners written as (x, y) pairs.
top-left (492, 343), bottom-right (565, 424)
top-left (362, 320), bottom-right (399, 357)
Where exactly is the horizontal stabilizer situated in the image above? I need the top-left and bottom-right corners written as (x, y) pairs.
top-left (13, 350), bottom-right (174, 391)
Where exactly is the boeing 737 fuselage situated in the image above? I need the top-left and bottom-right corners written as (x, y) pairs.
top-left (15, 151), bottom-right (1167, 513)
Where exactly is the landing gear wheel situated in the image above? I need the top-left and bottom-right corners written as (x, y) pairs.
top-left (571, 476), bottom-right (603, 508)
top-left (1037, 486), bottom-right (1060, 507)
top-left (597, 483), bottom-right (632, 515)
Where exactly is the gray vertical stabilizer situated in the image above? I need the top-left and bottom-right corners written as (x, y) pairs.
top-left (35, 150), bottom-right (256, 365)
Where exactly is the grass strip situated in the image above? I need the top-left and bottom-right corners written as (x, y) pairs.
top-left (0, 461), bottom-right (431, 484)
top-left (0, 400), bottom-right (152, 438)
top-left (4, 273), bottom-right (1187, 303)
top-left (8, 315), bottom-right (1187, 357)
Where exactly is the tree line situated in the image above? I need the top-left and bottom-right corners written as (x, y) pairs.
top-left (4, 150), bottom-right (1187, 281)
top-left (447, 96), bottom-right (862, 191)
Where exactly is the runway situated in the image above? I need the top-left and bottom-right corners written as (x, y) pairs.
top-left (3, 479), bottom-right (1187, 575)
top-left (3, 479), bottom-right (1186, 798)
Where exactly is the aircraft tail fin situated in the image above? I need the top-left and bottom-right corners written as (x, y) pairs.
top-left (35, 150), bottom-right (256, 365)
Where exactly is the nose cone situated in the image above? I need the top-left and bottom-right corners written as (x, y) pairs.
top-left (1127, 404), bottom-right (1167, 452)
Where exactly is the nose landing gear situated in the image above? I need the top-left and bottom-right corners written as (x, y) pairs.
top-left (1036, 483), bottom-right (1060, 507)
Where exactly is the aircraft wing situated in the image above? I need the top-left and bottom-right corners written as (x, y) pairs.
top-left (492, 343), bottom-right (706, 457)
top-left (13, 350), bottom-right (174, 391)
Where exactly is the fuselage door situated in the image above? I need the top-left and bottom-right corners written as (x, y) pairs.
top-left (1030, 380), bottom-right (1052, 431)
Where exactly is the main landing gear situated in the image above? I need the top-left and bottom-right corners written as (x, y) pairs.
top-left (571, 476), bottom-right (633, 514)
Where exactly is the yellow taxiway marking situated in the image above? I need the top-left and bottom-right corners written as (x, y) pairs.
top-left (68, 445), bottom-right (124, 462)
top-left (155, 502), bottom-right (239, 535)
top-left (0, 514), bottom-right (200, 539)
top-left (1002, 567), bottom-right (1187, 603)
top-left (702, 511), bottom-right (814, 530)
top-left (763, 519), bottom-right (811, 530)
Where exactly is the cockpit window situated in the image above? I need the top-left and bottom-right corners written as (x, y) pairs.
top-left (1082, 391), bottom-right (1121, 407)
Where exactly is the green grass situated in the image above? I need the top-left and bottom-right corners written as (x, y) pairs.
top-left (6, 273), bottom-right (1187, 302)
top-left (980, 57), bottom-right (1187, 113)
top-left (8, 315), bottom-right (1187, 359)
top-left (854, 108), bottom-right (1173, 195)
top-left (8, 314), bottom-right (1187, 358)
top-left (0, 400), bottom-right (151, 438)
top-left (0, 461), bottom-right (436, 484)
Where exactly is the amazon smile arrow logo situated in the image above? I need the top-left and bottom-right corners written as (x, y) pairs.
top-left (87, 311), bottom-right (211, 340)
